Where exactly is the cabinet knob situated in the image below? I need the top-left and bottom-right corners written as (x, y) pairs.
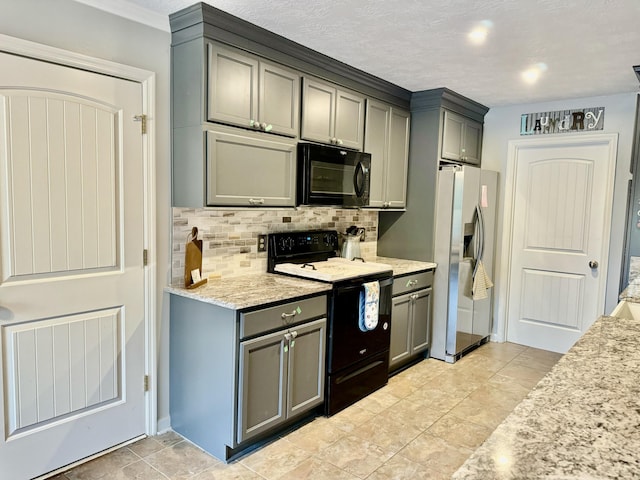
top-left (249, 198), bottom-right (265, 205)
top-left (330, 137), bottom-right (337, 144)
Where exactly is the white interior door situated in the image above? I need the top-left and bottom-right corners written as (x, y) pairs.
top-left (505, 134), bottom-right (617, 353)
top-left (0, 51), bottom-right (146, 479)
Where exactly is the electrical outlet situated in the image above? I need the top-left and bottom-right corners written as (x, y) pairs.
top-left (257, 234), bottom-right (267, 252)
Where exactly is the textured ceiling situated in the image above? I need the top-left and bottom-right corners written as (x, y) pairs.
top-left (101, 0), bottom-right (640, 107)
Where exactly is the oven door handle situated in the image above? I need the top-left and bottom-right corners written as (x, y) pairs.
top-left (335, 276), bottom-right (393, 293)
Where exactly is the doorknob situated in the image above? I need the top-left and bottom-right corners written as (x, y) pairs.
top-left (589, 260), bottom-right (599, 269)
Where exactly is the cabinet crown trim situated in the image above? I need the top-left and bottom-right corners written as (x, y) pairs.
top-left (411, 87), bottom-right (488, 121)
top-left (170, 2), bottom-right (411, 108)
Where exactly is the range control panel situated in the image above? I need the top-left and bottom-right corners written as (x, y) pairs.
top-left (270, 230), bottom-right (339, 255)
top-left (267, 230), bottom-right (339, 272)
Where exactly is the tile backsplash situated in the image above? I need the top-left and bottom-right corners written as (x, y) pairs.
top-left (172, 207), bottom-right (379, 284)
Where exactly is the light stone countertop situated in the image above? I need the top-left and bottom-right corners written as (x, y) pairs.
top-left (166, 257), bottom-right (436, 310)
top-left (366, 256), bottom-right (436, 277)
top-left (165, 273), bottom-right (332, 310)
top-left (618, 276), bottom-right (640, 302)
top-left (452, 313), bottom-right (640, 479)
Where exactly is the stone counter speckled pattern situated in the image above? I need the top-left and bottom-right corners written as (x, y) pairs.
top-left (166, 257), bottom-right (435, 310)
top-left (366, 256), bottom-right (436, 277)
top-left (452, 314), bottom-right (640, 479)
top-left (166, 273), bottom-right (331, 310)
top-left (619, 277), bottom-right (640, 302)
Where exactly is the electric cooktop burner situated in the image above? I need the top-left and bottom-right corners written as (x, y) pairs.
top-left (274, 257), bottom-right (393, 282)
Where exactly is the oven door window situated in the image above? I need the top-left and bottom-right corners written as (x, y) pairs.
top-left (310, 161), bottom-right (356, 195)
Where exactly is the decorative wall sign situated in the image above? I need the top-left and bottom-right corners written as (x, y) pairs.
top-left (520, 107), bottom-right (605, 135)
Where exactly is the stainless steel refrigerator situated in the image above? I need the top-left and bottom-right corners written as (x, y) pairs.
top-left (431, 165), bottom-right (498, 363)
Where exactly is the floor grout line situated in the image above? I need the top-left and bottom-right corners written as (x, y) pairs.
top-left (58, 343), bottom-right (563, 480)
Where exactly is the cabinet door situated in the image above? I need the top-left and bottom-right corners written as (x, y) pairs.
top-left (335, 89), bottom-right (365, 150)
top-left (301, 78), bottom-right (335, 144)
top-left (389, 294), bottom-right (412, 369)
top-left (441, 110), bottom-right (465, 162)
top-left (385, 108), bottom-right (410, 208)
top-left (238, 330), bottom-right (287, 443)
top-left (364, 100), bottom-right (390, 208)
top-left (410, 288), bottom-right (432, 355)
top-left (207, 44), bottom-right (258, 128)
top-left (462, 118), bottom-right (482, 165)
top-left (206, 127), bottom-right (296, 207)
top-left (286, 318), bottom-right (326, 418)
top-left (259, 61), bottom-right (300, 137)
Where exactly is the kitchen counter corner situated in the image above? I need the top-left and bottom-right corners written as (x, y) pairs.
top-left (452, 314), bottom-right (640, 479)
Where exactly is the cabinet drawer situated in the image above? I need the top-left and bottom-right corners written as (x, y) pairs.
top-left (240, 295), bottom-right (327, 338)
top-left (392, 270), bottom-right (433, 296)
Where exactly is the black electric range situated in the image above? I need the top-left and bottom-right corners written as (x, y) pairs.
top-left (267, 230), bottom-right (393, 415)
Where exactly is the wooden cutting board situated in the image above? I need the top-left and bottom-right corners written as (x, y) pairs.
top-left (184, 226), bottom-right (207, 289)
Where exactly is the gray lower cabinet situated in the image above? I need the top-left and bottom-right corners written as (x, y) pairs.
top-left (238, 318), bottom-right (326, 443)
top-left (208, 42), bottom-right (300, 137)
top-left (365, 100), bottom-right (410, 209)
top-left (206, 125), bottom-right (297, 206)
top-left (301, 77), bottom-right (365, 150)
top-left (389, 271), bottom-right (433, 371)
top-left (441, 110), bottom-right (483, 165)
top-left (170, 293), bottom-right (327, 461)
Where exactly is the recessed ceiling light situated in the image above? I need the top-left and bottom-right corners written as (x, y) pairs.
top-left (468, 20), bottom-right (493, 45)
top-left (521, 63), bottom-right (548, 84)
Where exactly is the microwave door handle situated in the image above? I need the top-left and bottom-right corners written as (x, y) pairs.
top-left (354, 161), bottom-right (365, 197)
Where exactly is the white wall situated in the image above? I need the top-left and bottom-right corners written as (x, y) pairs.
top-left (0, 0), bottom-right (173, 430)
top-left (482, 92), bottom-right (638, 341)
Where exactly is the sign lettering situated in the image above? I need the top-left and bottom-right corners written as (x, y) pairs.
top-left (520, 107), bottom-right (604, 135)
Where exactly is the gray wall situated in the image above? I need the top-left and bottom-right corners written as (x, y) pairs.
top-left (0, 0), bottom-right (173, 429)
top-left (482, 92), bottom-right (637, 340)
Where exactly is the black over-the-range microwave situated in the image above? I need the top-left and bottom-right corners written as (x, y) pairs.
top-left (296, 142), bottom-right (372, 207)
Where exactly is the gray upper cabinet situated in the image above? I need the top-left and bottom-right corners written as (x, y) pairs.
top-left (170, 3), bottom-right (412, 208)
top-left (206, 125), bottom-right (296, 207)
top-left (301, 77), bottom-right (365, 150)
top-left (365, 100), bottom-right (410, 209)
top-left (208, 43), bottom-right (300, 137)
top-left (441, 110), bottom-right (483, 165)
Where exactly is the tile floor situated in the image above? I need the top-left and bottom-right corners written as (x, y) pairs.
top-left (51, 342), bottom-right (562, 480)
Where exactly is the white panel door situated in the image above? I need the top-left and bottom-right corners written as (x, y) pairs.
top-left (506, 135), bottom-right (617, 353)
top-left (0, 51), bottom-right (145, 479)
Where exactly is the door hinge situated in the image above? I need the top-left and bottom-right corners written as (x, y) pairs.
top-left (133, 114), bottom-right (147, 134)
top-left (144, 375), bottom-right (150, 392)
top-left (143, 249), bottom-right (148, 266)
